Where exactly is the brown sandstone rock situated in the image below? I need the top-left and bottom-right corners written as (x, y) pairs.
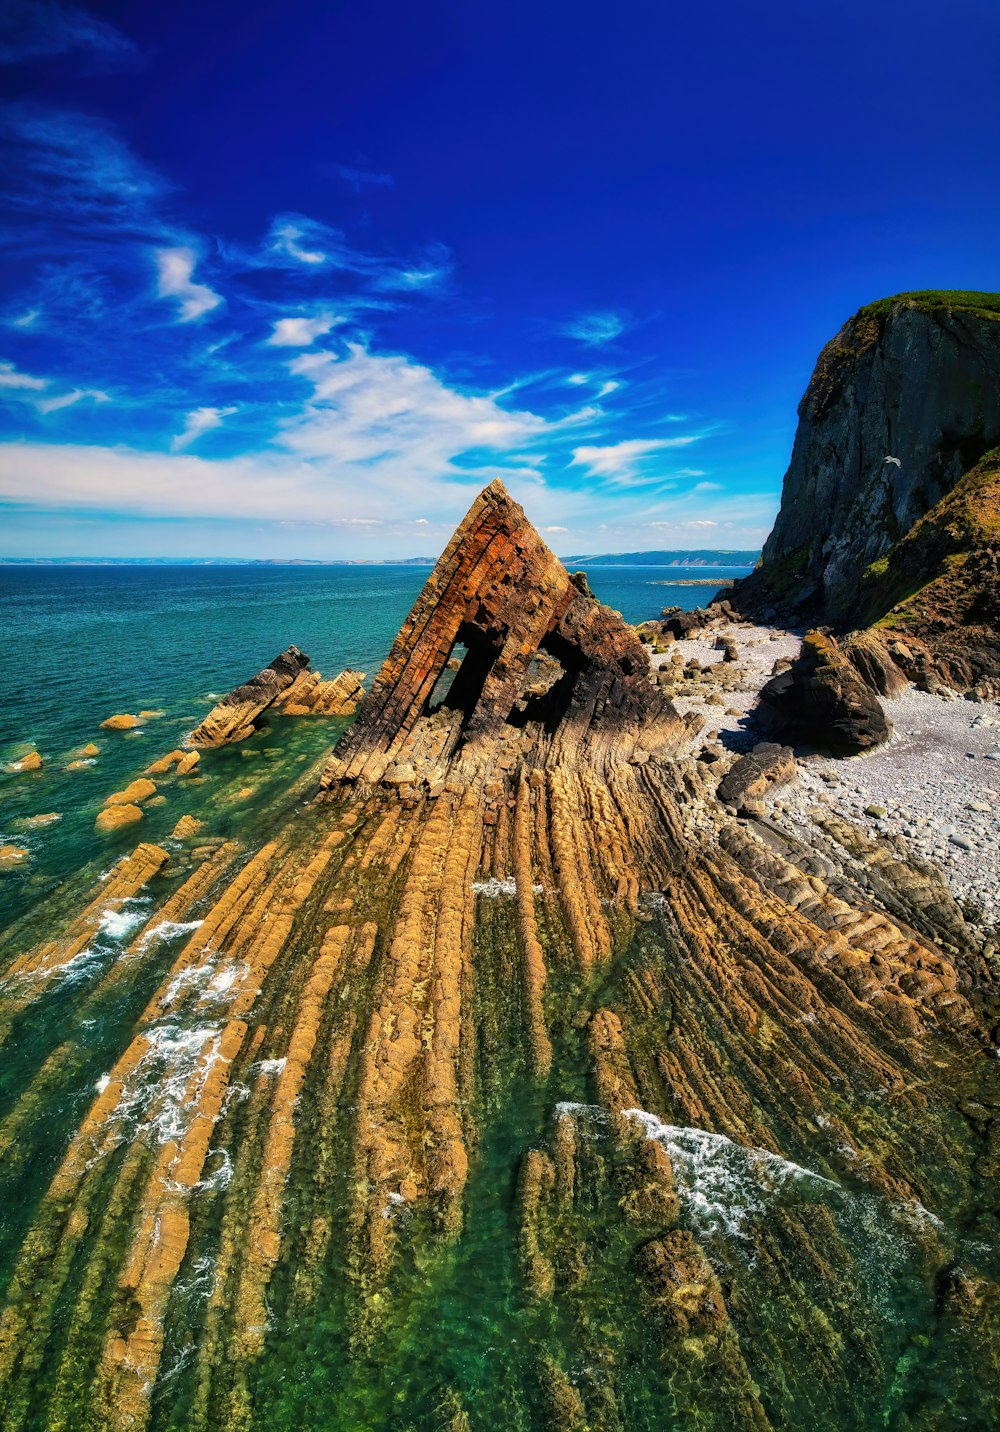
top-left (0, 845), bottom-right (30, 865)
top-left (79, 743), bottom-right (101, 757)
top-left (103, 779), bottom-right (157, 808)
top-left (170, 814), bottom-right (204, 839)
top-left (6, 751), bottom-right (43, 773)
top-left (100, 713), bottom-right (142, 731)
top-left (717, 742), bottom-right (796, 810)
top-left (95, 803), bottom-right (144, 832)
top-left (190, 646), bottom-right (311, 746)
top-left (842, 629), bottom-right (909, 697)
top-left (322, 479), bottom-right (685, 794)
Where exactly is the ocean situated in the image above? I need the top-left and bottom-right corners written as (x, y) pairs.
top-left (0, 562), bottom-right (746, 932)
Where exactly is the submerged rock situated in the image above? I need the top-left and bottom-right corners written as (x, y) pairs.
top-left (5, 750), bottom-right (43, 773)
top-left (102, 778), bottom-right (157, 808)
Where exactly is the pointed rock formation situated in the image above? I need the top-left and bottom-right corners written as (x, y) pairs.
top-left (322, 478), bottom-right (686, 795)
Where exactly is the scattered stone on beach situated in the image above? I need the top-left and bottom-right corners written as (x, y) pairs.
top-left (103, 778), bottom-right (157, 808)
top-left (100, 713), bottom-right (142, 731)
top-left (5, 750), bottom-right (43, 773)
top-left (95, 803), bottom-right (144, 832)
top-left (757, 630), bottom-right (891, 754)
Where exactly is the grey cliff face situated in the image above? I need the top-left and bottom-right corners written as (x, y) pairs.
top-left (751, 301), bottom-right (1000, 621)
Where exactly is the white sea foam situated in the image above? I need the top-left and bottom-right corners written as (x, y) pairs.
top-left (140, 919), bottom-right (204, 947)
top-left (472, 877), bottom-right (543, 897)
top-left (255, 1058), bottom-right (287, 1077)
top-left (623, 1107), bottom-right (839, 1238)
top-left (110, 1023), bottom-right (228, 1147)
top-left (98, 902), bottom-right (150, 941)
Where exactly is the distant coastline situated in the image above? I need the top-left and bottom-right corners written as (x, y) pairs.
top-left (0, 549), bottom-right (760, 568)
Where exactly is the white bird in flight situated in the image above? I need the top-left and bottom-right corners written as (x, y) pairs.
top-left (884, 455), bottom-right (901, 467)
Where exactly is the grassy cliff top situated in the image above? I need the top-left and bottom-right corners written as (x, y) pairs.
top-left (858, 290), bottom-right (1000, 322)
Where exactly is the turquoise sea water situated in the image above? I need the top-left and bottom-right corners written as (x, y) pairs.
top-left (0, 563), bottom-right (743, 933)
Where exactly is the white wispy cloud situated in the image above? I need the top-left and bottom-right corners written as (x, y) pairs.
top-left (171, 405), bottom-right (237, 451)
top-left (693, 480), bottom-right (722, 491)
top-left (0, 359), bottom-right (109, 414)
top-left (8, 309), bottom-right (41, 329)
top-left (155, 247), bottom-right (223, 322)
top-left (570, 435), bottom-right (702, 484)
top-left (282, 342), bottom-right (548, 471)
top-left (267, 216), bottom-right (329, 266)
top-left (259, 213), bottom-right (451, 295)
top-left (2, 104), bottom-right (164, 226)
top-left (0, 2), bottom-right (136, 66)
top-left (330, 163), bottom-right (394, 191)
top-left (0, 359), bottom-right (48, 391)
top-left (266, 312), bottom-right (339, 347)
top-left (543, 525), bottom-right (568, 532)
top-left (650, 518), bottom-right (718, 529)
top-left (564, 312), bottom-right (626, 346)
top-left (36, 387), bottom-right (109, 414)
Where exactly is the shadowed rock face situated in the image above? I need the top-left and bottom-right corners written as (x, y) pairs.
top-left (757, 631), bottom-right (893, 754)
top-left (1, 482), bottom-right (997, 1432)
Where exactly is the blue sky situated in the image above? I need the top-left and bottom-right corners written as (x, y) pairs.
top-left (1, 0), bottom-right (998, 559)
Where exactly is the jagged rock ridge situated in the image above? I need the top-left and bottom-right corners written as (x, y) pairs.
top-left (191, 647), bottom-right (365, 747)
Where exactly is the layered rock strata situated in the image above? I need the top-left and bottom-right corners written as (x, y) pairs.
top-left (322, 479), bottom-right (686, 797)
top-left (0, 483), bottom-right (996, 1432)
top-left (190, 648), bottom-right (365, 746)
top-left (757, 630), bottom-right (893, 753)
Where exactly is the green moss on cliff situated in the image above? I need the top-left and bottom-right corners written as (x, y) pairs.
top-left (858, 290), bottom-right (1000, 323)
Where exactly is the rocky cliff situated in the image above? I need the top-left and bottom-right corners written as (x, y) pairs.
top-left (731, 292), bottom-right (1000, 664)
